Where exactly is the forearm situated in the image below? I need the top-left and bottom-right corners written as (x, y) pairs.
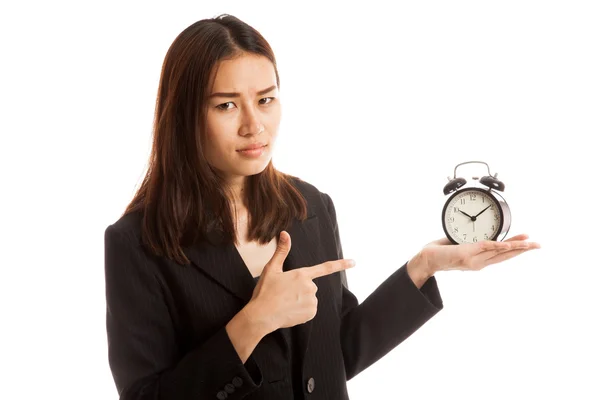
top-left (340, 263), bottom-right (443, 380)
top-left (115, 324), bottom-right (265, 400)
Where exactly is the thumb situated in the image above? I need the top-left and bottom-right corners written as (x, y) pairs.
top-left (264, 231), bottom-right (291, 274)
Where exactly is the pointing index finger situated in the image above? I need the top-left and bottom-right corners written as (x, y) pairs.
top-left (305, 259), bottom-right (356, 280)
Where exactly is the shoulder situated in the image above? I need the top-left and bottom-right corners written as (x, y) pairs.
top-left (104, 209), bottom-right (144, 245)
top-left (287, 175), bottom-right (336, 217)
top-left (288, 175), bottom-right (333, 205)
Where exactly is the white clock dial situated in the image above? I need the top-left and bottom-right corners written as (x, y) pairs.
top-left (444, 190), bottom-right (501, 243)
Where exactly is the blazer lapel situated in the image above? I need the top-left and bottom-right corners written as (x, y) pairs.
top-left (183, 233), bottom-right (257, 303)
top-left (183, 214), bottom-right (324, 363)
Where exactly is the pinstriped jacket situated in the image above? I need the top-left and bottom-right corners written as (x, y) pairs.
top-left (104, 178), bottom-right (444, 399)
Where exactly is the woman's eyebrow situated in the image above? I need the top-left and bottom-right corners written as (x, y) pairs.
top-left (209, 85), bottom-right (277, 99)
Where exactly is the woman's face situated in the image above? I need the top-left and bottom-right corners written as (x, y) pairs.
top-left (203, 53), bottom-right (281, 186)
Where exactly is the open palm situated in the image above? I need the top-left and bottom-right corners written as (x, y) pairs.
top-left (422, 234), bottom-right (541, 272)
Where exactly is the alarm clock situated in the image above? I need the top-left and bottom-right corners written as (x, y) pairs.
top-left (442, 161), bottom-right (511, 244)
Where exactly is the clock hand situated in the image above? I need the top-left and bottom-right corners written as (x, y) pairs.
top-left (458, 209), bottom-right (474, 219)
top-left (474, 205), bottom-right (492, 218)
top-left (458, 209), bottom-right (477, 222)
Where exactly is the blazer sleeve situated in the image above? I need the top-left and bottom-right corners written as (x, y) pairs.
top-left (322, 193), bottom-right (444, 380)
top-left (104, 225), bottom-right (263, 400)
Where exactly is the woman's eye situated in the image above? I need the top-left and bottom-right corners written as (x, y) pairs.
top-left (216, 102), bottom-right (235, 110)
top-left (259, 97), bottom-right (275, 105)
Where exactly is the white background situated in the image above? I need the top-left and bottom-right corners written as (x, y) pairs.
top-left (2, 1), bottom-right (599, 399)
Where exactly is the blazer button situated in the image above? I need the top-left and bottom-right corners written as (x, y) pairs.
top-left (232, 376), bottom-right (243, 387)
top-left (216, 390), bottom-right (228, 399)
top-left (306, 377), bottom-right (315, 393)
top-left (224, 383), bottom-right (235, 394)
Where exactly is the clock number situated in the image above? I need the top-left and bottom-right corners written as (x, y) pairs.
top-left (473, 236), bottom-right (478, 242)
top-left (491, 225), bottom-right (495, 231)
top-left (454, 227), bottom-right (458, 233)
top-left (494, 214), bottom-right (499, 221)
top-left (460, 198), bottom-right (466, 205)
top-left (447, 217), bottom-right (455, 223)
top-left (454, 207), bottom-right (460, 213)
top-left (484, 233), bottom-right (489, 240)
top-left (482, 197), bottom-right (485, 203)
top-left (463, 234), bottom-right (467, 240)
top-left (470, 194), bottom-right (476, 201)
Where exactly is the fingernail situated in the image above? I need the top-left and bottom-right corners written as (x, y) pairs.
top-left (348, 259), bottom-right (356, 267)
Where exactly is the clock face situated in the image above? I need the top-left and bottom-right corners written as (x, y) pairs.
top-left (443, 189), bottom-right (502, 244)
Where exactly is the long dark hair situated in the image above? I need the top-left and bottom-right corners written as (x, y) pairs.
top-left (123, 14), bottom-right (307, 265)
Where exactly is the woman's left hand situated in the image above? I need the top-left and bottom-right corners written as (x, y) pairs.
top-left (408, 234), bottom-right (541, 285)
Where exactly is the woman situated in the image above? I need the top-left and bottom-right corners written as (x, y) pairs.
top-left (104, 14), bottom-right (539, 400)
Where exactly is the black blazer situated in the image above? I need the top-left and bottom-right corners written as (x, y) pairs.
top-left (104, 178), bottom-right (444, 399)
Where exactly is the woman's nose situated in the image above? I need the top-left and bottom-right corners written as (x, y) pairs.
top-left (240, 109), bottom-right (264, 135)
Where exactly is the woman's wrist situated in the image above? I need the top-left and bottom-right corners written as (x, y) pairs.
top-left (406, 250), bottom-right (436, 289)
top-left (225, 303), bottom-right (272, 364)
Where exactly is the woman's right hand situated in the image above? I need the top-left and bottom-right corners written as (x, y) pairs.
top-left (247, 231), bottom-right (355, 333)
